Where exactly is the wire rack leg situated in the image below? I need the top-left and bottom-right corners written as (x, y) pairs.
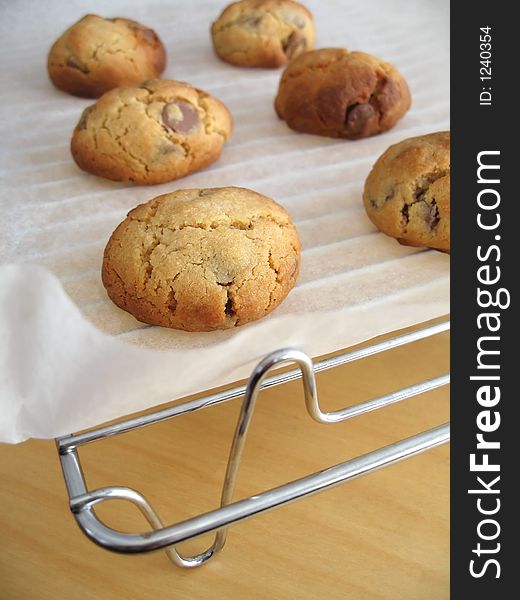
top-left (72, 486), bottom-right (215, 568)
top-left (163, 349), bottom-right (316, 567)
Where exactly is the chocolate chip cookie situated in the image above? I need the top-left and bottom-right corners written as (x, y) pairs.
top-left (211, 0), bottom-right (315, 68)
top-left (48, 14), bottom-right (166, 98)
top-left (275, 48), bottom-right (411, 139)
top-left (102, 187), bottom-right (301, 331)
top-left (71, 79), bottom-right (233, 185)
top-left (363, 132), bottom-right (450, 252)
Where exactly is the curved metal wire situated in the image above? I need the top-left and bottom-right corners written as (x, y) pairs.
top-left (171, 349), bottom-right (316, 566)
top-left (69, 486), bottom-right (215, 568)
top-left (71, 349), bottom-right (317, 567)
top-left (66, 346), bottom-right (449, 568)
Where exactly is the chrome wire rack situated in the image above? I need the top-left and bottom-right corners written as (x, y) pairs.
top-left (56, 320), bottom-right (450, 569)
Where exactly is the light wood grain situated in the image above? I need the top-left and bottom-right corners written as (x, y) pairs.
top-left (0, 322), bottom-right (449, 600)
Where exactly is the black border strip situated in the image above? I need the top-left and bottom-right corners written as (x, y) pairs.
top-left (451, 2), bottom-right (513, 595)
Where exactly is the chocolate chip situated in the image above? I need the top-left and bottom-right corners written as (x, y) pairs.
top-left (158, 141), bottom-right (183, 155)
top-left (413, 171), bottom-right (449, 204)
top-left (282, 32), bottom-right (307, 59)
top-left (162, 101), bottom-right (200, 134)
top-left (344, 103), bottom-right (376, 136)
top-left (168, 289), bottom-right (177, 313)
top-left (371, 189), bottom-right (394, 209)
top-left (384, 189), bottom-right (395, 203)
top-left (401, 202), bottom-right (410, 225)
top-left (78, 106), bottom-right (94, 130)
top-left (129, 23), bottom-right (157, 43)
top-left (225, 296), bottom-right (235, 318)
top-left (238, 15), bottom-right (263, 28)
top-left (425, 199), bottom-right (440, 230)
top-left (414, 185), bottom-right (427, 203)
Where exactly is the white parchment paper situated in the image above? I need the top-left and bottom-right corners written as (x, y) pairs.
top-left (0, 0), bottom-right (449, 442)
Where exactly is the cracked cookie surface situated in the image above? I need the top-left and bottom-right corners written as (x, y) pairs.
top-left (363, 131), bottom-right (450, 252)
top-left (71, 79), bottom-right (233, 184)
top-left (274, 48), bottom-right (411, 139)
top-left (102, 187), bottom-right (301, 331)
top-left (48, 14), bottom-right (166, 98)
top-left (211, 0), bottom-right (315, 68)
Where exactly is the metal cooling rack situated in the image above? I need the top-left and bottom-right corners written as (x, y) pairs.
top-left (56, 319), bottom-right (450, 568)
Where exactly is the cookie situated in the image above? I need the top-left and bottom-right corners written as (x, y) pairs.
top-left (71, 79), bottom-right (233, 185)
top-left (211, 0), bottom-right (315, 68)
top-left (363, 132), bottom-right (450, 252)
top-left (102, 187), bottom-right (301, 331)
top-left (47, 14), bottom-right (166, 98)
top-left (274, 48), bottom-right (411, 139)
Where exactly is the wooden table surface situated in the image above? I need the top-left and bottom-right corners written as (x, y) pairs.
top-left (0, 320), bottom-right (449, 600)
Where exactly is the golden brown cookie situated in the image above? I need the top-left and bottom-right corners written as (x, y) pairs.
top-left (275, 48), bottom-right (411, 139)
top-left (363, 132), bottom-right (450, 252)
top-left (71, 79), bottom-right (233, 185)
top-left (211, 0), bottom-right (315, 68)
top-left (47, 14), bottom-right (166, 98)
top-left (102, 187), bottom-right (301, 331)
